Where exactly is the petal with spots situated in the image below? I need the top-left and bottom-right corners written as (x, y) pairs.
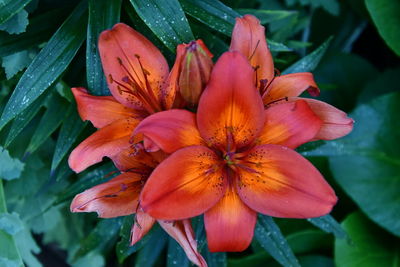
top-left (236, 144), bottom-right (337, 218)
top-left (140, 146), bottom-right (227, 220)
top-left (70, 173), bottom-right (142, 218)
top-left (197, 51), bottom-right (265, 150)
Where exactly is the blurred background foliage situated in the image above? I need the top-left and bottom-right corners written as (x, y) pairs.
top-left (0, 0), bottom-right (399, 266)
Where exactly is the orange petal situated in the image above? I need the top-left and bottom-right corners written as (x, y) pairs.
top-left (298, 98), bottom-right (354, 140)
top-left (70, 172), bottom-right (142, 218)
top-left (71, 87), bottom-right (141, 128)
top-left (258, 100), bottom-right (322, 149)
top-left (230, 14), bottom-right (274, 90)
top-left (99, 23), bottom-right (169, 110)
top-left (236, 144), bottom-right (337, 218)
top-left (159, 220), bottom-right (207, 267)
top-left (163, 43), bottom-right (186, 109)
top-left (110, 147), bottom-right (159, 172)
top-left (68, 117), bottom-right (140, 173)
top-left (130, 209), bottom-right (156, 245)
top-left (197, 51), bottom-right (265, 150)
top-left (204, 185), bottom-right (257, 252)
top-left (134, 110), bottom-right (205, 154)
top-left (263, 73), bottom-right (319, 105)
top-left (140, 146), bottom-right (227, 220)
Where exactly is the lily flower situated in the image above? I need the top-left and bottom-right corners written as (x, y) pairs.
top-left (135, 51), bottom-right (337, 252)
top-left (70, 148), bottom-right (207, 267)
top-left (230, 15), bottom-right (353, 140)
top-left (68, 23), bottom-right (185, 173)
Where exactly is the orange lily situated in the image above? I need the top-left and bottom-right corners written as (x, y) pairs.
top-left (136, 51), bottom-right (337, 252)
top-left (230, 15), bottom-right (353, 140)
top-left (70, 148), bottom-right (207, 267)
top-left (68, 24), bottom-right (209, 172)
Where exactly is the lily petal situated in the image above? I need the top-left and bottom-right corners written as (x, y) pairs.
top-left (134, 109), bottom-right (205, 154)
top-left (130, 209), bottom-right (156, 245)
top-left (236, 144), bottom-right (337, 218)
top-left (110, 147), bottom-right (158, 172)
top-left (71, 87), bottom-right (139, 128)
top-left (159, 220), bottom-right (207, 267)
top-left (298, 98), bottom-right (354, 140)
top-left (230, 14), bottom-right (274, 89)
top-left (204, 185), bottom-right (257, 252)
top-left (197, 51), bottom-right (265, 149)
top-left (263, 73), bottom-right (319, 105)
top-left (140, 146), bottom-right (227, 220)
top-left (258, 100), bottom-right (322, 149)
top-left (99, 23), bottom-right (169, 110)
top-left (69, 117), bottom-right (140, 173)
top-left (70, 173), bottom-right (141, 218)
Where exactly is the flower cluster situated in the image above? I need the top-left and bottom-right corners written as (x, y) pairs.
top-left (68, 15), bottom-right (353, 266)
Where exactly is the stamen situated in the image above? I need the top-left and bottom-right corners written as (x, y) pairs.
top-left (265, 96), bottom-right (289, 107)
top-left (249, 40), bottom-right (260, 61)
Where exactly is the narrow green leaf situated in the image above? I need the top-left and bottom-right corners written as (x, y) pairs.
top-left (135, 227), bottom-right (168, 267)
top-left (0, 0), bottom-right (32, 25)
top-left (180, 0), bottom-right (239, 36)
top-left (87, 0), bottom-right (121, 96)
top-left (283, 36), bottom-right (333, 74)
top-left (255, 215), bottom-right (300, 267)
top-left (54, 162), bottom-right (117, 205)
top-left (25, 94), bottom-right (69, 155)
top-left (365, 0), bottom-right (400, 56)
top-left (307, 215), bottom-right (348, 240)
top-left (0, 1), bottom-right (88, 131)
top-left (237, 9), bottom-right (298, 24)
top-left (130, 0), bottom-right (194, 52)
top-left (4, 91), bottom-right (48, 148)
top-left (0, 9), bottom-right (66, 57)
top-left (167, 237), bottom-right (189, 267)
top-left (74, 217), bottom-right (123, 261)
top-left (51, 105), bottom-right (86, 172)
top-left (335, 212), bottom-right (400, 267)
top-left (0, 147), bottom-right (24, 180)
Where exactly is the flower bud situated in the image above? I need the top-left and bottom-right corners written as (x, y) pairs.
top-left (178, 40), bottom-right (213, 106)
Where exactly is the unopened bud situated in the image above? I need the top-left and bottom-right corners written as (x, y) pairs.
top-left (178, 40), bottom-right (213, 106)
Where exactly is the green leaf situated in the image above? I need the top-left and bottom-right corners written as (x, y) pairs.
top-left (130, 0), bottom-right (194, 52)
top-left (287, 230), bottom-right (332, 255)
top-left (237, 9), bottom-right (298, 24)
top-left (255, 215), bottom-right (300, 267)
top-left (135, 226), bottom-right (168, 267)
top-left (54, 162), bottom-right (117, 205)
top-left (305, 92), bottom-right (400, 237)
top-left (0, 0), bottom-right (32, 25)
top-left (51, 105), bottom-right (86, 172)
top-left (0, 1), bottom-right (87, 131)
top-left (0, 181), bottom-right (23, 267)
top-left (180, 0), bottom-right (239, 36)
top-left (14, 225), bottom-right (41, 267)
top-left (335, 212), bottom-right (400, 267)
top-left (1, 50), bottom-right (34, 80)
top-left (4, 91), bottom-right (48, 148)
top-left (365, 0), bottom-right (400, 56)
top-left (307, 215), bottom-right (348, 240)
top-left (74, 217), bottom-right (123, 260)
top-left (283, 36), bottom-right (333, 74)
top-left (87, 0), bottom-right (121, 96)
top-left (0, 9), bottom-right (28, 35)
top-left (0, 213), bottom-right (23, 235)
top-left (25, 94), bottom-right (69, 155)
top-left (167, 237), bottom-right (189, 267)
top-left (0, 9), bottom-right (66, 57)
top-left (0, 147), bottom-right (24, 180)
